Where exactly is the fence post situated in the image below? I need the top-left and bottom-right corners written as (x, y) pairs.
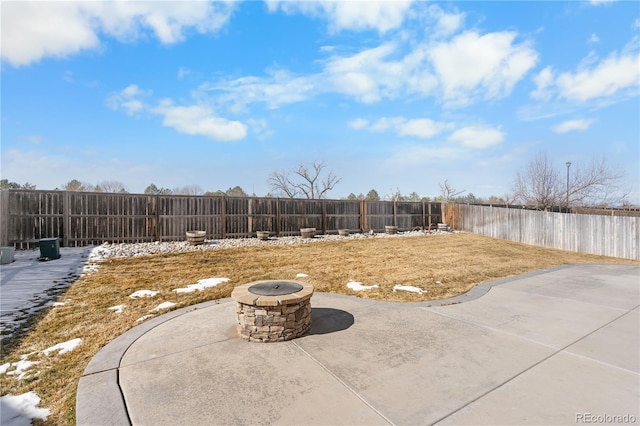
top-left (220, 196), bottom-right (226, 239)
top-left (0, 190), bottom-right (8, 247)
top-left (321, 199), bottom-right (327, 234)
top-left (154, 195), bottom-right (160, 242)
top-left (62, 191), bottom-right (70, 247)
top-left (393, 200), bottom-right (397, 226)
top-left (248, 197), bottom-right (253, 237)
top-left (276, 198), bottom-right (281, 237)
top-left (360, 200), bottom-right (366, 232)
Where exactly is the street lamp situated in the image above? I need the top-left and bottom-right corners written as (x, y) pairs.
top-left (565, 162), bottom-right (571, 211)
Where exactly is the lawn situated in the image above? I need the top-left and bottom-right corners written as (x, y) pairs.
top-left (1, 232), bottom-right (638, 425)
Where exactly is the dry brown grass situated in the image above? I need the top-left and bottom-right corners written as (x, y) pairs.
top-left (1, 233), bottom-right (637, 425)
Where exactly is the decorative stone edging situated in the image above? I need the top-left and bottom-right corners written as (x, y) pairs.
top-left (231, 281), bottom-right (314, 343)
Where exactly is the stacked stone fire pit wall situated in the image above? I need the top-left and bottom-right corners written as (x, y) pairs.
top-left (231, 281), bottom-right (314, 343)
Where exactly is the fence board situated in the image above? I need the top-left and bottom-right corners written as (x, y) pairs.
top-left (444, 204), bottom-right (639, 260)
top-left (0, 190), bottom-right (442, 248)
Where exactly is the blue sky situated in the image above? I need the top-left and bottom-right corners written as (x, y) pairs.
top-left (2, 0), bottom-right (639, 202)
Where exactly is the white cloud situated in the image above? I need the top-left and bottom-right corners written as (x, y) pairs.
top-left (530, 66), bottom-right (555, 101)
top-left (323, 43), bottom-right (400, 103)
top-left (107, 85), bottom-right (148, 116)
top-left (152, 100), bottom-right (247, 141)
top-left (267, 0), bottom-right (414, 33)
top-left (246, 118), bottom-right (273, 140)
top-left (429, 31), bottom-right (538, 106)
top-left (1, 1), bottom-right (237, 66)
top-left (552, 119), bottom-right (594, 133)
top-left (108, 84), bottom-right (248, 141)
top-left (390, 145), bottom-right (463, 165)
top-left (352, 116), bottom-right (451, 138)
top-left (177, 67), bottom-right (191, 80)
top-left (348, 118), bottom-right (369, 130)
top-left (589, 0), bottom-right (617, 5)
top-left (197, 24), bottom-right (534, 111)
top-left (449, 125), bottom-right (505, 149)
top-left (1, 2), bottom-right (100, 67)
top-left (556, 50), bottom-right (640, 102)
top-left (370, 117), bottom-right (405, 132)
top-left (203, 69), bottom-right (316, 112)
top-left (398, 119), bottom-right (449, 138)
top-left (428, 5), bottom-right (465, 38)
top-left (589, 33), bottom-right (600, 44)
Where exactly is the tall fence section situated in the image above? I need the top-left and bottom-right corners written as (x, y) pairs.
top-left (0, 190), bottom-right (442, 248)
top-left (444, 204), bottom-right (639, 260)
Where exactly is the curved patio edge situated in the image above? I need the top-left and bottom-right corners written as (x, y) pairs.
top-left (75, 263), bottom-right (617, 425)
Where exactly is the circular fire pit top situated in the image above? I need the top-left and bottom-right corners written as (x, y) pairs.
top-left (231, 280), bottom-right (313, 307)
top-left (248, 280), bottom-right (303, 296)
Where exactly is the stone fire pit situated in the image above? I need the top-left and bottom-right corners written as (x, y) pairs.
top-left (231, 280), bottom-right (313, 342)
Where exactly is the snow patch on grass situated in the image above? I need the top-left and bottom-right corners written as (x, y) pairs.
top-left (108, 304), bottom-right (125, 314)
top-left (149, 301), bottom-right (177, 312)
top-left (129, 290), bottom-right (159, 298)
top-left (1, 391), bottom-right (51, 424)
top-left (136, 314), bottom-right (154, 322)
top-left (393, 285), bottom-right (426, 294)
top-left (173, 277), bottom-right (229, 294)
top-left (43, 338), bottom-right (82, 356)
top-left (347, 281), bottom-right (379, 291)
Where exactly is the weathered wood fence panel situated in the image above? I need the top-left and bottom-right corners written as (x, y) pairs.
top-left (0, 190), bottom-right (443, 248)
top-left (444, 204), bottom-right (639, 260)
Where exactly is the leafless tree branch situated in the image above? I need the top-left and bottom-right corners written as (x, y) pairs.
top-left (268, 161), bottom-right (341, 199)
top-left (439, 179), bottom-right (465, 202)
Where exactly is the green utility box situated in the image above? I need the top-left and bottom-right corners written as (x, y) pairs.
top-left (39, 238), bottom-right (61, 261)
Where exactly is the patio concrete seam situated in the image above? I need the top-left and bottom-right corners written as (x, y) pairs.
top-left (115, 367), bottom-right (133, 426)
top-left (291, 340), bottom-right (395, 426)
top-left (491, 286), bottom-right (635, 313)
top-left (118, 336), bottom-right (237, 369)
top-left (562, 349), bottom-right (640, 376)
top-left (423, 306), bottom-right (563, 350)
top-left (432, 303), bottom-right (640, 425)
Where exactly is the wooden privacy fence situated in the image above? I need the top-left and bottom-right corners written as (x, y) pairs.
top-left (444, 204), bottom-right (639, 260)
top-left (0, 190), bottom-right (442, 248)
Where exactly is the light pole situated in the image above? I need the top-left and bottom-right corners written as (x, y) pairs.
top-left (565, 162), bottom-right (571, 211)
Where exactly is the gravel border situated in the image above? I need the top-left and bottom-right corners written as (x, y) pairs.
top-left (87, 230), bottom-right (458, 262)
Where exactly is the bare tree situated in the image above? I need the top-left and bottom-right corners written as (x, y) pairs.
top-left (64, 179), bottom-right (95, 192)
top-left (438, 180), bottom-right (465, 202)
top-left (95, 181), bottom-right (128, 193)
top-left (512, 152), bottom-right (626, 209)
top-left (268, 161), bottom-right (341, 199)
top-left (512, 152), bottom-right (560, 210)
top-left (569, 156), bottom-right (627, 207)
top-left (172, 184), bottom-right (204, 195)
